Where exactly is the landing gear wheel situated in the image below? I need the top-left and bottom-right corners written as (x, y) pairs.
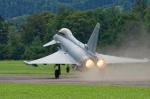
top-left (54, 64), bottom-right (61, 79)
top-left (55, 69), bottom-right (60, 79)
top-left (66, 66), bottom-right (70, 73)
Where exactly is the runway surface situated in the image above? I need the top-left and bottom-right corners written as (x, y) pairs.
top-left (0, 74), bottom-right (150, 86)
top-left (0, 63), bottom-right (150, 86)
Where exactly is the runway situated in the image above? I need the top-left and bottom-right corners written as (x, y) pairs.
top-left (0, 74), bottom-right (150, 86)
top-left (0, 63), bottom-right (150, 86)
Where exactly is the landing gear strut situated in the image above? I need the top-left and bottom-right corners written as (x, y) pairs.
top-left (54, 64), bottom-right (61, 79)
top-left (66, 65), bottom-right (70, 73)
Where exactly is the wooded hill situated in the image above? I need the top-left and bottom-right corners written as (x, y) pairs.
top-left (0, 0), bottom-right (135, 18)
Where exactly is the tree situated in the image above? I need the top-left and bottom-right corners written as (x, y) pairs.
top-left (56, 6), bottom-right (74, 29)
top-left (95, 7), bottom-right (126, 46)
top-left (24, 36), bottom-right (45, 59)
top-left (0, 16), bottom-right (8, 59)
top-left (22, 12), bottom-right (56, 45)
top-left (144, 6), bottom-right (150, 29)
top-left (133, 0), bottom-right (148, 20)
top-left (60, 11), bottom-right (97, 43)
top-left (0, 16), bottom-right (8, 45)
top-left (6, 25), bottom-right (24, 59)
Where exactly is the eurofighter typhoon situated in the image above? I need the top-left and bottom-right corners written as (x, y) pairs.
top-left (24, 23), bottom-right (149, 78)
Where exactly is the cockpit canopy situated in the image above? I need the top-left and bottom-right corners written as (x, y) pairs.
top-left (57, 27), bottom-right (85, 48)
top-left (58, 28), bottom-right (73, 38)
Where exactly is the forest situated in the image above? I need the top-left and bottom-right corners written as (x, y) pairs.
top-left (0, 0), bottom-right (150, 60)
top-left (0, 0), bottom-right (135, 18)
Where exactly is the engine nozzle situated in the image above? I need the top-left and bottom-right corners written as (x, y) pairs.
top-left (85, 59), bottom-right (95, 69)
top-left (97, 59), bottom-right (106, 69)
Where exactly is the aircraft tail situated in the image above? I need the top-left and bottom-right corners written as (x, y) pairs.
top-left (87, 23), bottom-right (100, 53)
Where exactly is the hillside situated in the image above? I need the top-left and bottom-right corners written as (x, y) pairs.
top-left (0, 0), bottom-right (134, 18)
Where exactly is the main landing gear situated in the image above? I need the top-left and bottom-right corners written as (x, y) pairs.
top-left (54, 64), bottom-right (61, 79)
top-left (66, 65), bottom-right (70, 73)
top-left (54, 64), bottom-right (70, 79)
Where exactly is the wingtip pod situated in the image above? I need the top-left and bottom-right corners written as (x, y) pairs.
top-left (24, 61), bottom-right (30, 65)
top-left (24, 61), bottom-right (38, 67)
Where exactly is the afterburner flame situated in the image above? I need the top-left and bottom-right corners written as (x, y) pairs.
top-left (85, 59), bottom-right (95, 68)
top-left (97, 59), bottom-right (105, 68)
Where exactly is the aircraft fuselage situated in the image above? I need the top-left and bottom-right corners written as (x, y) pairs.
top-left (54, 34), bottom-right (97, 67)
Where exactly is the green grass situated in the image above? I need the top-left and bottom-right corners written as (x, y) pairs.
top-left (0, 61), bottom-right (150, 99)
top-left (0, 60), bottom-right (74, 75)
top-left (0, 83), bottom-right (150, 99)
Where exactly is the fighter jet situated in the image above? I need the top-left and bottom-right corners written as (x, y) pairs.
top-left (24, 23), bottom-right (149, 78)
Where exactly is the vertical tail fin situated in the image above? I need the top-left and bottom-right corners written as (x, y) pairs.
top-left (87, 23), bottom-right (100, 53)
